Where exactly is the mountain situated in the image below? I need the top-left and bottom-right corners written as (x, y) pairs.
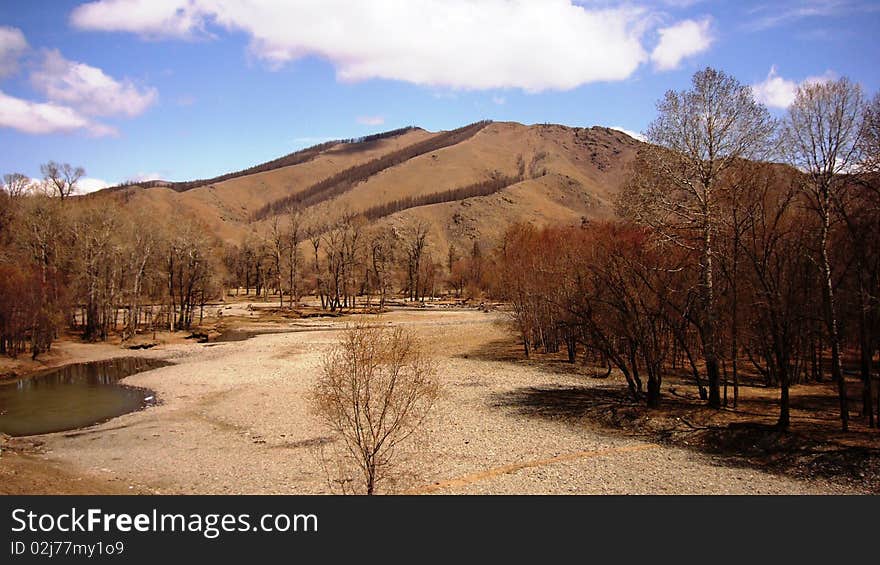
top-left (93, 121), bottom-right (642, 250)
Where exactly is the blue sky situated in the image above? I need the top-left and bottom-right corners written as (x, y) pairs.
top-left (1, 0), bottom-right (879, 190)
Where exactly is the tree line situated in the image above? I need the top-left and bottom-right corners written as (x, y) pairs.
top-left (252, 121), bottom-right (492, 220)
top-left (107, 127), bottom-right (419, 193)
top-left (495, 68), bottom-right (880, 432)
top-left (0, 169), bottom-right (222, 357)
top-left (222, 213), bottom-right (464, 312)
top-left (362, 170), bottom-right (524, 221)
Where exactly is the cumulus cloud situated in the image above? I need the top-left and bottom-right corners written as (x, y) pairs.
top-left (0, 90), bottom-right (116, 136)
top-left (31, 49), bottom-right (157, 117)
top-left (71, 0), bottom-right (660, 91)
top-left (70, 0), bottom-right (211, 39)
top-left (609, 125), bottom-right (646, 142)
top-left (78, 177), bottom-right (113, 193)
top-left (0, 26), bottom-right (28, 78)
top-left (356, 115), bottom-right (385, 126)
top-left (0, 29), bottom-right (156, 136)
top-left (650, 17), bottom-right (714, 71)
top-left (751, 66), bottom-right (836, 109)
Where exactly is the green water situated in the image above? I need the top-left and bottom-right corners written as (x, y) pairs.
top-left (0, 357), bottom-right (169, 437)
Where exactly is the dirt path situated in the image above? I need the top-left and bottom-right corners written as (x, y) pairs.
top-left (1, 309), bottom-right (861, 494)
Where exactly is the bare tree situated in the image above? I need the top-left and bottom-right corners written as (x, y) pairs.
top-left (310, 322), bottom-right (439, 494)
top-left (165, 219), bottom-right (215, 331)
top-left (121, 212), bottom-right (158, 341)
top-left (68, 201), bottom-right (122, 340)
top-left (859, 92), bottom-right (880, 176)
top-left (619, 67), bottom-right (776, 408)
top-left (338, 213), bottom-right (365, 309)
top-left (269, 215), bottom-right (285, 307)
top-left (285, 206), bottom-right (302, 308)
top-left (2, 173), bottom-right (32, 198)
top-left (40, 161), bottom-right (85, 201)
top-left (368, 227), bottom-right (397, 310)
top-left (307, 225), bottom-right (325, 309)
top-left (783, 77), bottom-right (865, 431)
top-left (402, 221), bottom-right (430, 302)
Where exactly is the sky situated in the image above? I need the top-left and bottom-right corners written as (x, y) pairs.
top-left (1, 0), bottom-right (879, 191)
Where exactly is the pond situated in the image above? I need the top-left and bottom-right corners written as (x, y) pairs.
top-left (0, 357), bottom-right (170, 437)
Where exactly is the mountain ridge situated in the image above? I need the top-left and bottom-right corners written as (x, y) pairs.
top-left (92, 121), bottom-right (643, 249)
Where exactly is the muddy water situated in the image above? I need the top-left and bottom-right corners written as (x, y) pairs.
top-left (0, 357), bottom-right (169, 436)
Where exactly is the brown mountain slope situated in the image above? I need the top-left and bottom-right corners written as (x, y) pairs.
top-left (95, 121), bottom-right (640, 247)
top-left (102, 127), bottom-right (437, 241)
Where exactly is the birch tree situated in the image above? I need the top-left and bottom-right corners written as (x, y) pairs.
top-left (619, 67), bottom-right (776, 408)
top-left (783, 77), bottom-right (865, 431)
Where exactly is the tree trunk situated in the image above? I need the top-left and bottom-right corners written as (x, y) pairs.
top-left (858, 281), bottom-right (874, 427)
top-left (819, 205), bottom-right (848, 431)
top-left (646, 371), bottom-right (661, 408)
top-left (777, 369), bottom-right (790, 431)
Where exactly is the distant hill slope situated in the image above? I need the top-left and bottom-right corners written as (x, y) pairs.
top-left (93, 121), bottom-right (642, 248)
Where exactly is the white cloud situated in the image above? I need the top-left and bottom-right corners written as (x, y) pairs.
top-left (78, 177), bottom-right (112, 193)
top-left (492, 95), bottom-right (506, 105)
top-left (744, 1), bottom-right (865, 32)
top-left (751, 66), bottom-right (836, 109)
top-left (356, 115), bottom-right (385, 126)
top-left (126, 171), bottom-right (163, 183)
top-left (0, 28), bottom-right (155, 136)
top-left (31, 49), bottom-right (157, 117)
top-left (70, 0), bottom-right (212, 39)
top-left (650, 17), bottom-right (714, 71)
top-left (71, 0), bottom-right (656, 91)
top-left (609, 125), bottom-right (646, 142)
top-left (0, 26), bottom-right (28, 78)
top-left (0, 90), bottom-right (116, 136)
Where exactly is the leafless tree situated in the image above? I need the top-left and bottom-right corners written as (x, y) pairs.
top-left (338, 213), bottom-right (365, 309)
top-left (40, 161), bottom-right (85, 201)
top-left (618, 67), bottom-right (776, 408)
top-left (68, 201), bottom-right (122, 340)
top-left (402, 221), bottom-right (430, 302)
top-left (368, 227), bottom-right (397, 310)
top-left (121, 213), bottom-right (158, 341)
top-left (2, 173), bottom-right (32, 198)
top-left (783, 77), bottom-right (865, 431)
top-left (310, 322), bottom-right (439, 494)
top-left (307, 225), bottom-right (326, 309)
top-left (859, 92), bottom-right (880, 176)
top-left (269, 215), bottom-right (285, 307)
top-left (285, 206), bottom-right (302, 308)
top-left (165, 219), bottom-right (215, 331)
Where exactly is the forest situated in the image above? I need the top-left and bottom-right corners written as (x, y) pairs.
top-left (1, 68), bottom-right (878, 435)
top-left (496, 70), bottom-right (880, 432)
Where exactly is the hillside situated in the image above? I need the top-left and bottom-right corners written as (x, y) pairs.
top-left (94, 121), bottom-right (642, 248)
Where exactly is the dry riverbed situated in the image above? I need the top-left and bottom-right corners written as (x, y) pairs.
top-left (0, 309), bottom-right (864, 494)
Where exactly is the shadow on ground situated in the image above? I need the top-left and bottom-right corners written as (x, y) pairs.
top-left (480, 337), bottom-right (880, 492)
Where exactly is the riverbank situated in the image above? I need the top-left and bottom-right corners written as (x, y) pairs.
top-left (1, 307), bottom-right (874, 494)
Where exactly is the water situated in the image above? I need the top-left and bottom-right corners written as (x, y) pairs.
top-left (0, 357), bottom-right (169, 436)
